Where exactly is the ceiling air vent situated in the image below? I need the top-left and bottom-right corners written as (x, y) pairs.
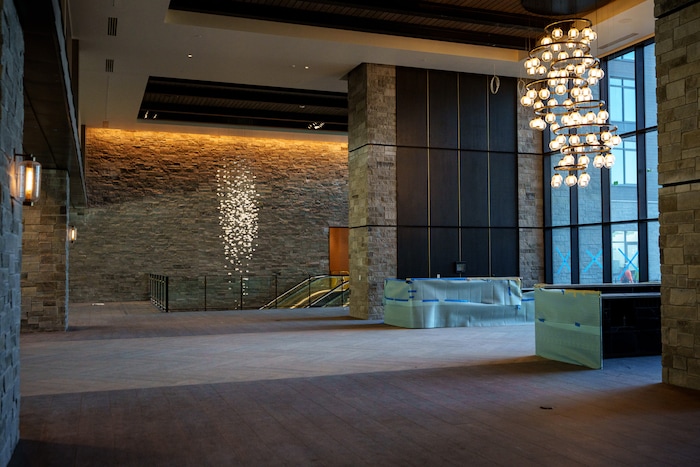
top-left (105, 59), bottom-right (114, 73)
top-left (107, 17), bottom-right (118, 36)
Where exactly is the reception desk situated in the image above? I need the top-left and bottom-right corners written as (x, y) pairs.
top-left (383, 277), bottom-right (532, 328)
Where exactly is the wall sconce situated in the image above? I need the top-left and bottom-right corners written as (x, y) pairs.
top-left (12, 154), bottom-right (42, 205)
top-left (68, 226), bottom-right (77, 244)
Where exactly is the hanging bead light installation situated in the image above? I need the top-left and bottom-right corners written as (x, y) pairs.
top-left (520, 18), bottom-right (621, 188)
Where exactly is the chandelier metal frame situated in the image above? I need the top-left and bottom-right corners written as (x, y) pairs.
top-left (520, 18), bottom-right (621, 188)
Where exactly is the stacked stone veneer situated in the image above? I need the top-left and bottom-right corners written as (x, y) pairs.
top-left (655, 0), bottom-right (700, 389)
top-left (21, 170), bottom-right (70, 331)
top-left (0, 0), bottom-right (24, 463)
top-left (71, 129), bottom-right (348, 308)
top-left (348, 64), bottom-right (397, 319)
top-left (518, 101), bottom-right (545, 287)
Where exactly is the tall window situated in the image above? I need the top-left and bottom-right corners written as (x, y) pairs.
top-left (544, 40), bottom-right (659, 284)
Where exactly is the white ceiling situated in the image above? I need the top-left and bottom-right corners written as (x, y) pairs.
top-left (68, 0), bottom-right (655, 137)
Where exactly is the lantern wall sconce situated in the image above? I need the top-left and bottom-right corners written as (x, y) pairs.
top-left (11, 154), bottom-right (42, 205)
top-left (68, 226), bottom-right (77, 244)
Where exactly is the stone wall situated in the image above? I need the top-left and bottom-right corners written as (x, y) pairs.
top-left (70, 129), bottom-right (348, 308)
top-left (518, 97), bottom-right (545, 288)
top-left (348, 64), bottom-right (397, 319)
top-left (0, 0), bottom-right (24, 463)
top-left (655, 0), bottom-right (700, 389)
top-left (21, 170), bottom-right (70, 331)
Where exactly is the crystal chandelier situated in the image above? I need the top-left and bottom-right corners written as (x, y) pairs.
top-left (520, 18), bottom-right (621, 188)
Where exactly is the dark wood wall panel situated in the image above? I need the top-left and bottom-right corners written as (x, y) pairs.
top-left (428, 70), bottom-right (459, 149)
top-left (394, 69), bottom-right (519, 280)
top-left (459, 74), bottom-right (488, 151)
top-left (397, 147), bottom-right (428, 226)
top-left (488, 77), bottom-right (517, 153)
top-left (396, 67), bottom-right (428, 147)
top-left (430, 149), bottom-right (459, 227)
top-left (460, 151), bottom-right (489, 227)
top-left (489, 152), bottom-right (518, 227)
top-left (397, 227), bottom-right (429, 279)
top-left (490, 228), bottom-right (519, 277)
top-left (430, 228), bottom-right (460, 277)
top-left (461, 228), bottom-right (490, 276)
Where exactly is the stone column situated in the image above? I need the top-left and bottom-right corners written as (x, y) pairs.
top-left (0, 0), bottom-right (24, 463)
top-left (21, 169), bottom-right (70, 331)
top-left (655, 0), bottom-right (700, 389)
top-left (518, 93), bottom-right (545, 288)
top-left (347, 64), bottom-right (397, 319)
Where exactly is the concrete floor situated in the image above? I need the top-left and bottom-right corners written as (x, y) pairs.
top-left (10, 302), bottom-right (700, 466)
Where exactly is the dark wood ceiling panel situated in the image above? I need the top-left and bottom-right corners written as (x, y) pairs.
top-left (168, 0), bottom-right (556, 50)
top-left (139, 77), bottom-right (348, 132)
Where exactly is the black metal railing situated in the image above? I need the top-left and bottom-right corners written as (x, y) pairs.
top-left (149, 274), bottom-right (169, 312)
top-left (147, 273), bottom-right (349, 312)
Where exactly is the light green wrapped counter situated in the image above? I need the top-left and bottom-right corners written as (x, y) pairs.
top-left (383, 277), bottom-right (532, 328)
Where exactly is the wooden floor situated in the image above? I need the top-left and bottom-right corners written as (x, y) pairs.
top-left (11, 302), bottom-right (700, 466)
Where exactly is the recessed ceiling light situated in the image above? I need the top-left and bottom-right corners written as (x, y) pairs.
top-left (304, 66), bottom-right (310, 70)
top-left (187, 53), bottom-right (193, 58)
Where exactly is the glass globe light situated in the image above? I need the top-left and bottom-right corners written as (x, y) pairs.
top-left (527, 89), bottom-right (538, 100)
top-left (542, 50), bottom-right (553, 62)
top-left (547, 98), bottom-right (558, 107)
top-left (568, 27), bottom-right (579, 39)
top-left (552, 28), bottom-right (564, 39)
top-left (593, 154), bottom-right (605, 168)
top-left (611, 135), bottom-right (622, 146)
top-left (598, 110), bottom-right (609, 121)
top-left (578, 172), bottom-right (591, 187)
top-left (558, 51), bottom-right (569, 61)
top-left (549, 140), bottom-right (561, 150)
top-left (586, 133), bottom-right (598, 144)
top-left (548, 79), bottom-right (558, 87)
top-left (575, 64), bottom-right (586, 76)
top-left (566, 41), bottom-right (576, 50)
top-left (555, 84), bottom-right (567, 95)
top-left (563, 99), bottom-right (574, 109)
top-left (582, 27), bottom-right (593, 39)
top-left (552, 43), bottom-right (562, 53)
top-left (527, 67), bottom-right (536, 76)
top-left (542, 36), bottom-right (553, 46)
top-left (537, 65), bottom-right (547, 75)
top-left (565, 174), bottom-right (578, 187)
top-left (588, 77), bottom-right (599, 86)
top-left (551, 123), bottom-right (560, 132)
top-left (561, 114), bottom-right (571, 125)
top-left (521, 95), bottom-right (533, 106)
top-left (556, 134), bottom-right (566, 144)
top-left (566, 64), bottom-right (575, 72)
top-left (569, 134), bottom-right (580, 145)
top-left (585, 111), bottom-right (597, 123)
top-left (539, 88), bottom-right (551, 100)
top-left (571, 111), bottom-right (582, 123)
top-left (545, 112), bottom-right (557, 124)
top-left (573, 49), bottom-right (584, 58)
top-left (551, 173), bottom-right (563, 188)
top-left (600, 131), bottom-right (612, 142)
top-left (589, 31), bottom-right (597, 41)
top-left (533, 100), bottom-right (544, 111)
top-left (604, 153), bottom-right (616, 168)
top-left (563, 154), bottom-right (576, 166)
top-left (531, 57), bottom-right (541, 68)
top-left (570, 87), bottom-right (581, 98)
top-left (578, 155), bottom-right (590, 166)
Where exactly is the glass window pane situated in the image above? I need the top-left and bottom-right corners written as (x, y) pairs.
top-left (579, 226), bottom-right (603, 284)
top-left (647, 221), bottom-right (660, 282)
top-left (552, 228), bottom-right (572, 284)
top-left (549, 154), bottom-right (570, 226)
top-left (644, 43), bottom-right (657, 128)
top-left (578, 162), bottom-right (602, 224)
top-left (610, 136), bottom-right (638, 222)
top-left (608, 53), bottom-right (636, 134)
top-left (611, 223), bottom-right (639, 283)
top-left (646, 131), bottom-right (659, 219)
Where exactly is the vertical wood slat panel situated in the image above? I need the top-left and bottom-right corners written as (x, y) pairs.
top-left (459, 74), bottom-right (487, 151)
top-left (397, 147), bottom-right (428, 226)
top-left (430, 227), bottom-right (460, 277)
top-left (430, 149), bottom-right (459, 227)
top-left (396, 67), bottom-right (428, 148)
top-left (429, 70), bottom-right (459, 149)
top-left (460, 151), bottom-right (489, 227)
top-left (397, 227), bottom-right (429, 279)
